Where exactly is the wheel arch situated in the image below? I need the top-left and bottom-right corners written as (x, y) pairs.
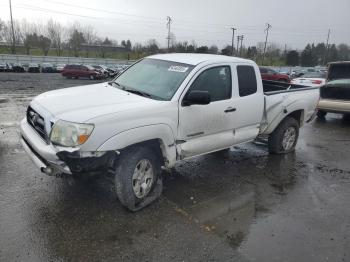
top-left (287, 109), bottom-right (304, 126)
top-left (97, 124), bottom-right (177, 167)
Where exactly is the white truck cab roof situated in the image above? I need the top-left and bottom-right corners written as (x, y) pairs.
top-left (148, 53), bottom-right (254, 66)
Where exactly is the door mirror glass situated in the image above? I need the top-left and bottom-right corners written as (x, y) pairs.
top-left (183, 90), bottom-right (211, 106)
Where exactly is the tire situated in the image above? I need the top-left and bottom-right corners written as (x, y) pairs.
top-left (268, 117), bottom-right (299, 154)
top-left (89, 75), bottom-right (95, 80)
top-left (317, 110), bottom-right (327, 118)
top-left (114, 146), bottom-right (163, 211)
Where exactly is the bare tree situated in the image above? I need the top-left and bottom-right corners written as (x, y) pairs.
top-left (47, 19), bottom-right (64, 56)
top-left (0, 19), bottom-right (5, 41)
top-left (1, 20), bottom-right (22, 53)
top-left (67, 22), bottom-right (85, 57)
top-left (82, 25), bottom-right (96, 57)
top-left (21, 19), bottom-right (37, 55)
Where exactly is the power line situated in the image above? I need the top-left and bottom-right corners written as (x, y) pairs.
top-left (166, 16), bottom-right (172, 51)
top-left (323, 29), bottom-right (331, 65)
top-left (231, 28), bottom-right (237, 56)
top-left (240, 35), bottom-right (244, 57)
top-left (9, 0), bottom-right (16, 54)
top-left (236, 35), bottom-right (242, 57)
top-left (262, 23), bottom-right (272, 65)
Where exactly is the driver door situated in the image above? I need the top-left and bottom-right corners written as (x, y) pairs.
top-left (177, 64), bottom-right (237, 158)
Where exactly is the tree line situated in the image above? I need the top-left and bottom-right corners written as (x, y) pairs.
top-left (0, 18), bottom-right (349, 65)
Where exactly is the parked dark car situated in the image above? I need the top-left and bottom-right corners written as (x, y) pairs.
top-left (28, 63), bottom-right (40, 73)
top-left (92, 65), bottom-right (109, 78)
top-left (0, 62), bottom-right (9, 72)
top-left (318, 61), bottom-right (350, 117)
top-left (259, 67), bottom-right (290, 83)
top-left (41, 63), bottom-right (56, 73)
top-left (12, 63), bottom-right (25, 72)
top-left (62, 64), bottom-right (103, 79)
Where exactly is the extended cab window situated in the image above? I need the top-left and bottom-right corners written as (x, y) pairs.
top-left (237, 65), bottom-right (257, 97)
top-left (188, 66), bottom-right (232, 102)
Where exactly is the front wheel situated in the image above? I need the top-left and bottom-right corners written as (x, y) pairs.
top-left (268, 117), bottom-right (299, 154)
top-left (114, 146), bottom-right (163, 211)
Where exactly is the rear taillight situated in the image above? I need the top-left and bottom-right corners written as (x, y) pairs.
top-left (311, 80), bottom-right (322, 84)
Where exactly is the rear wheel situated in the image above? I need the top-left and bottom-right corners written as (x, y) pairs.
top-left (114, 146), bottom-right (163, 211)
top-left (268, 117), bottom-right (299, 154)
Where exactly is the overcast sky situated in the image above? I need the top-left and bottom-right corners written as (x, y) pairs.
top-left (1, 0), bottom-right (349, 50)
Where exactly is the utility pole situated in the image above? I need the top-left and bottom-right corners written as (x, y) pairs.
top-left (323, 29), bottom-right (331, 65)
top-left (166, 16), bottom-right (172, 52)
top-left (236, 35), bottom-right (241, 57)
top-left (231, 28), bottom-right (237, 56)
top-left (9, 0), bottom-right (16, 54)
top-left (240, 35), bottom-right (244, 57)
top-left (262, 23), bottom-right (272, 65)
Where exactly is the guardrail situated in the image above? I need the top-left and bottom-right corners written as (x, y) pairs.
top-left (0, 54), bottom-right (135, 66)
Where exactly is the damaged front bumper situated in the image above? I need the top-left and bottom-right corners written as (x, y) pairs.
top-left (20, 119), bottom-right (116, 177)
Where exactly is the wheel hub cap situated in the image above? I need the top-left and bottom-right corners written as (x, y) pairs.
top-left (282, 127), bottom-right (296, 151)
top-left (132, 159), bottom-right (154, 199)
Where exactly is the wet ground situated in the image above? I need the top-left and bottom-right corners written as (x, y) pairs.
top-left (0, 73), bottom-right (349, 262)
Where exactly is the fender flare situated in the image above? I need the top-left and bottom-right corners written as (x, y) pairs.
top-left (97, 124), bottom-right (177, 167)
top-left (265, 100), bottom-right (306, 134)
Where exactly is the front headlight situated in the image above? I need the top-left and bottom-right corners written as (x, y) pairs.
top-left (50, 120), bottom-right (94, 147)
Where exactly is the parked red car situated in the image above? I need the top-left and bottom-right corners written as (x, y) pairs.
top-left (62, 64), bottom-right (103, 80)
top-left (259, 67), bottom-right (290, 83)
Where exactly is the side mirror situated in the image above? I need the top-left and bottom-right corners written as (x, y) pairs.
top-left (183, 90), bottom-right (211, 106)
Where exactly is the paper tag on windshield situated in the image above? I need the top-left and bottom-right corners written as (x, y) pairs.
top-left (168, 65), bottom-right (189, 73)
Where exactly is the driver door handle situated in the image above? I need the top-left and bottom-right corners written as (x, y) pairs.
top-left (224, 107), bottom-right (236, 113)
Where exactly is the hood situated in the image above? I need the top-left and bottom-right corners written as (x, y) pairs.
top-left (32, 82), bottom-right (158, 122)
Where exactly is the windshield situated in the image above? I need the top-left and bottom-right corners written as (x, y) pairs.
top-left (328, 64), bottom-right (350, 80)
top-left (86, 65), bottom-right (95, 70)
top-left (114, 58), bottom-right (194, 101)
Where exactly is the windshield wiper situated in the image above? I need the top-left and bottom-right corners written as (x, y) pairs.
top-left (123, 88), bottom-right (152, 98)
top-left (108, 81), bottom-right (122, 87)
top-left (109, 81), bottom-right (164, 100)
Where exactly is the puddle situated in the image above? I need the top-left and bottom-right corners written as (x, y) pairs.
top-left (0, 98), bottom-right (9, 103)
top-left (0, 122), bottom-right (19, 127)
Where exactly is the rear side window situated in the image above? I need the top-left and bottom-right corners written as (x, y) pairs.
top-left (189, 66), bottom-right (232, 102)
top-left (237, 65), bottom-right (257, 97)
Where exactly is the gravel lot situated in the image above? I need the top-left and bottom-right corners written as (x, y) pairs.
top-left (0, 73), bottom-right (349, 262)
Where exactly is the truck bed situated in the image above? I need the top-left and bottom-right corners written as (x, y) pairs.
top-left (260, 80), bottom-right (320, 135)
top-left (263, 80), bottom-right (318, 95)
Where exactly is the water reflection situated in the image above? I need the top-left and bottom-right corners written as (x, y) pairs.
top-left (165, 150), bottom-right (299, 248)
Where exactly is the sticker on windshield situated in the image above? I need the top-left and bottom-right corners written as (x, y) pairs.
top-left (168, 65), bottom-right (189, 73)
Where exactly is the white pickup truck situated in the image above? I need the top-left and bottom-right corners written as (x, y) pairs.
top-left (20, 54), bottom-right (319, 211)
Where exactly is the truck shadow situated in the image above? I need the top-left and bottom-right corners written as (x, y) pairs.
top-left (27, 145), bottom-right (305, 260)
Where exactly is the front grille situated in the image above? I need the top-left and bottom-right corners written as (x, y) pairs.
top-left (27, 106), bottom-right (48, 141)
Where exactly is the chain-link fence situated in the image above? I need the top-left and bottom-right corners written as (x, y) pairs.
top-left (0, 54), bottom-right (135, 66)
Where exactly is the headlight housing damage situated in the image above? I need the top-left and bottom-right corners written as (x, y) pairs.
top-left (50, 120), bottom-right (94, 147)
